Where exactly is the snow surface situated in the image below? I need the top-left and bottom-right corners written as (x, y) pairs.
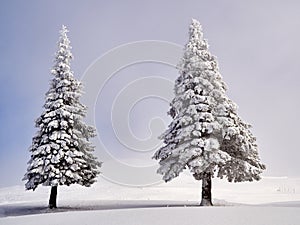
top-left (1, 207), bottom-right (299, 225)
top-left (0, 176), bottom-right (299, 224)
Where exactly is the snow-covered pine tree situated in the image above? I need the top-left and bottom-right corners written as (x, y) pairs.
top-left (23, 25), bottom-right (101, 209)
top-left (153, 19), bottom-right (265, 206)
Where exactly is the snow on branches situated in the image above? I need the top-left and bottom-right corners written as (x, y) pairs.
top-left (154, 19), bottom-right (265, 183)
top-left (23, 25), bottom-right (101, 190)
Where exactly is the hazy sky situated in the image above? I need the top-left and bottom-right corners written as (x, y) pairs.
top-left (1, 0), bottom-right (300, 187)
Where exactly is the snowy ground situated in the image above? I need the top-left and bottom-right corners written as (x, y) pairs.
top-left (0, 175), bottom-right (299, 224)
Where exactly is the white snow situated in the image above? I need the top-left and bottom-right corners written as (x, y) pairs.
top-left (0, 176), bottom-right (299, 224)
top-left (1, 207), bottom-right (299, 225)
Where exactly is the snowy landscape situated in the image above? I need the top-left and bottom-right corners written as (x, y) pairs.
top-left (1, 176), bottom-right (300, 224)
top-left (2, 1), bottom-right (300, 225)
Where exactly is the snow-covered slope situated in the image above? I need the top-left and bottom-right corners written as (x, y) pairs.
top-left (1, 175), bottom-right (299, 205)
top-left (0, 176), bottom-right (299, 224)
top-left (1, 206), bottom-right (299, 225)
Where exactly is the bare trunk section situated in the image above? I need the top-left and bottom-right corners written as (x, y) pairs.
top-left (49, 186), bottom-right (57, 209)
top-left (200, 172), bottom-right (213, 206)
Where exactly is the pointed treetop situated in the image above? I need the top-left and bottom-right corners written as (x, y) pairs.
top-left (189, 19), bottom-right (203, 39)
top-left (186, 19), bottom-right (207, 53)
top-left (60, 25), bottom-right (69, 35)
top-left (53, 25), bottom-right (73, 70)
top-left (191, 18), bottom-right (201, 29)
top-left (58, 25), bottom-right (71, 48)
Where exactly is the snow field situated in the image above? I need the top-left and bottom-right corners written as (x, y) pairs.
top-left (0, 176), bottom-right (300, 224)
top-left (1, 206), bottom-right (299, 225)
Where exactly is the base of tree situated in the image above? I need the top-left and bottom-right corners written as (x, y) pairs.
top-left (48, 186), bottom-right (58, 209)
top-left (48, 204), bottom-right (57, 209)
top-left (200, 198), bottom-right (213, 206)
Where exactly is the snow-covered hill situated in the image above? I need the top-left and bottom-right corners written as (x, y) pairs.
top-left (1, 206), bottom-right (299, 225)
top-left (0, 176), bottom-right (299, 224)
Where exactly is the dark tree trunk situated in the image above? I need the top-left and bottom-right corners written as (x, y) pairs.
top-left (49, 186), bottom-right (58, 209)
top-left (200, 172), bottom-right (213, 206)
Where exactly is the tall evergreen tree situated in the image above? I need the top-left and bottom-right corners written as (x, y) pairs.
top-left (23, 25), bottom-right (101, 208)
top-left (153, 19), bottom-right (265, 206)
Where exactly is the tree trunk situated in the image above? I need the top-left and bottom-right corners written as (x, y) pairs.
top-left (200, 172), bottom-right (213, 206)
top-left (49, 186), bottom-right (58, 209)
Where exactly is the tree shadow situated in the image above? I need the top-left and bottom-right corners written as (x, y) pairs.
top-left (0, 200), bottom-right (200, 217)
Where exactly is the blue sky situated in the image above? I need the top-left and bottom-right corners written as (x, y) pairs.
top-left (1, 0), bottom-right (300, 187)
